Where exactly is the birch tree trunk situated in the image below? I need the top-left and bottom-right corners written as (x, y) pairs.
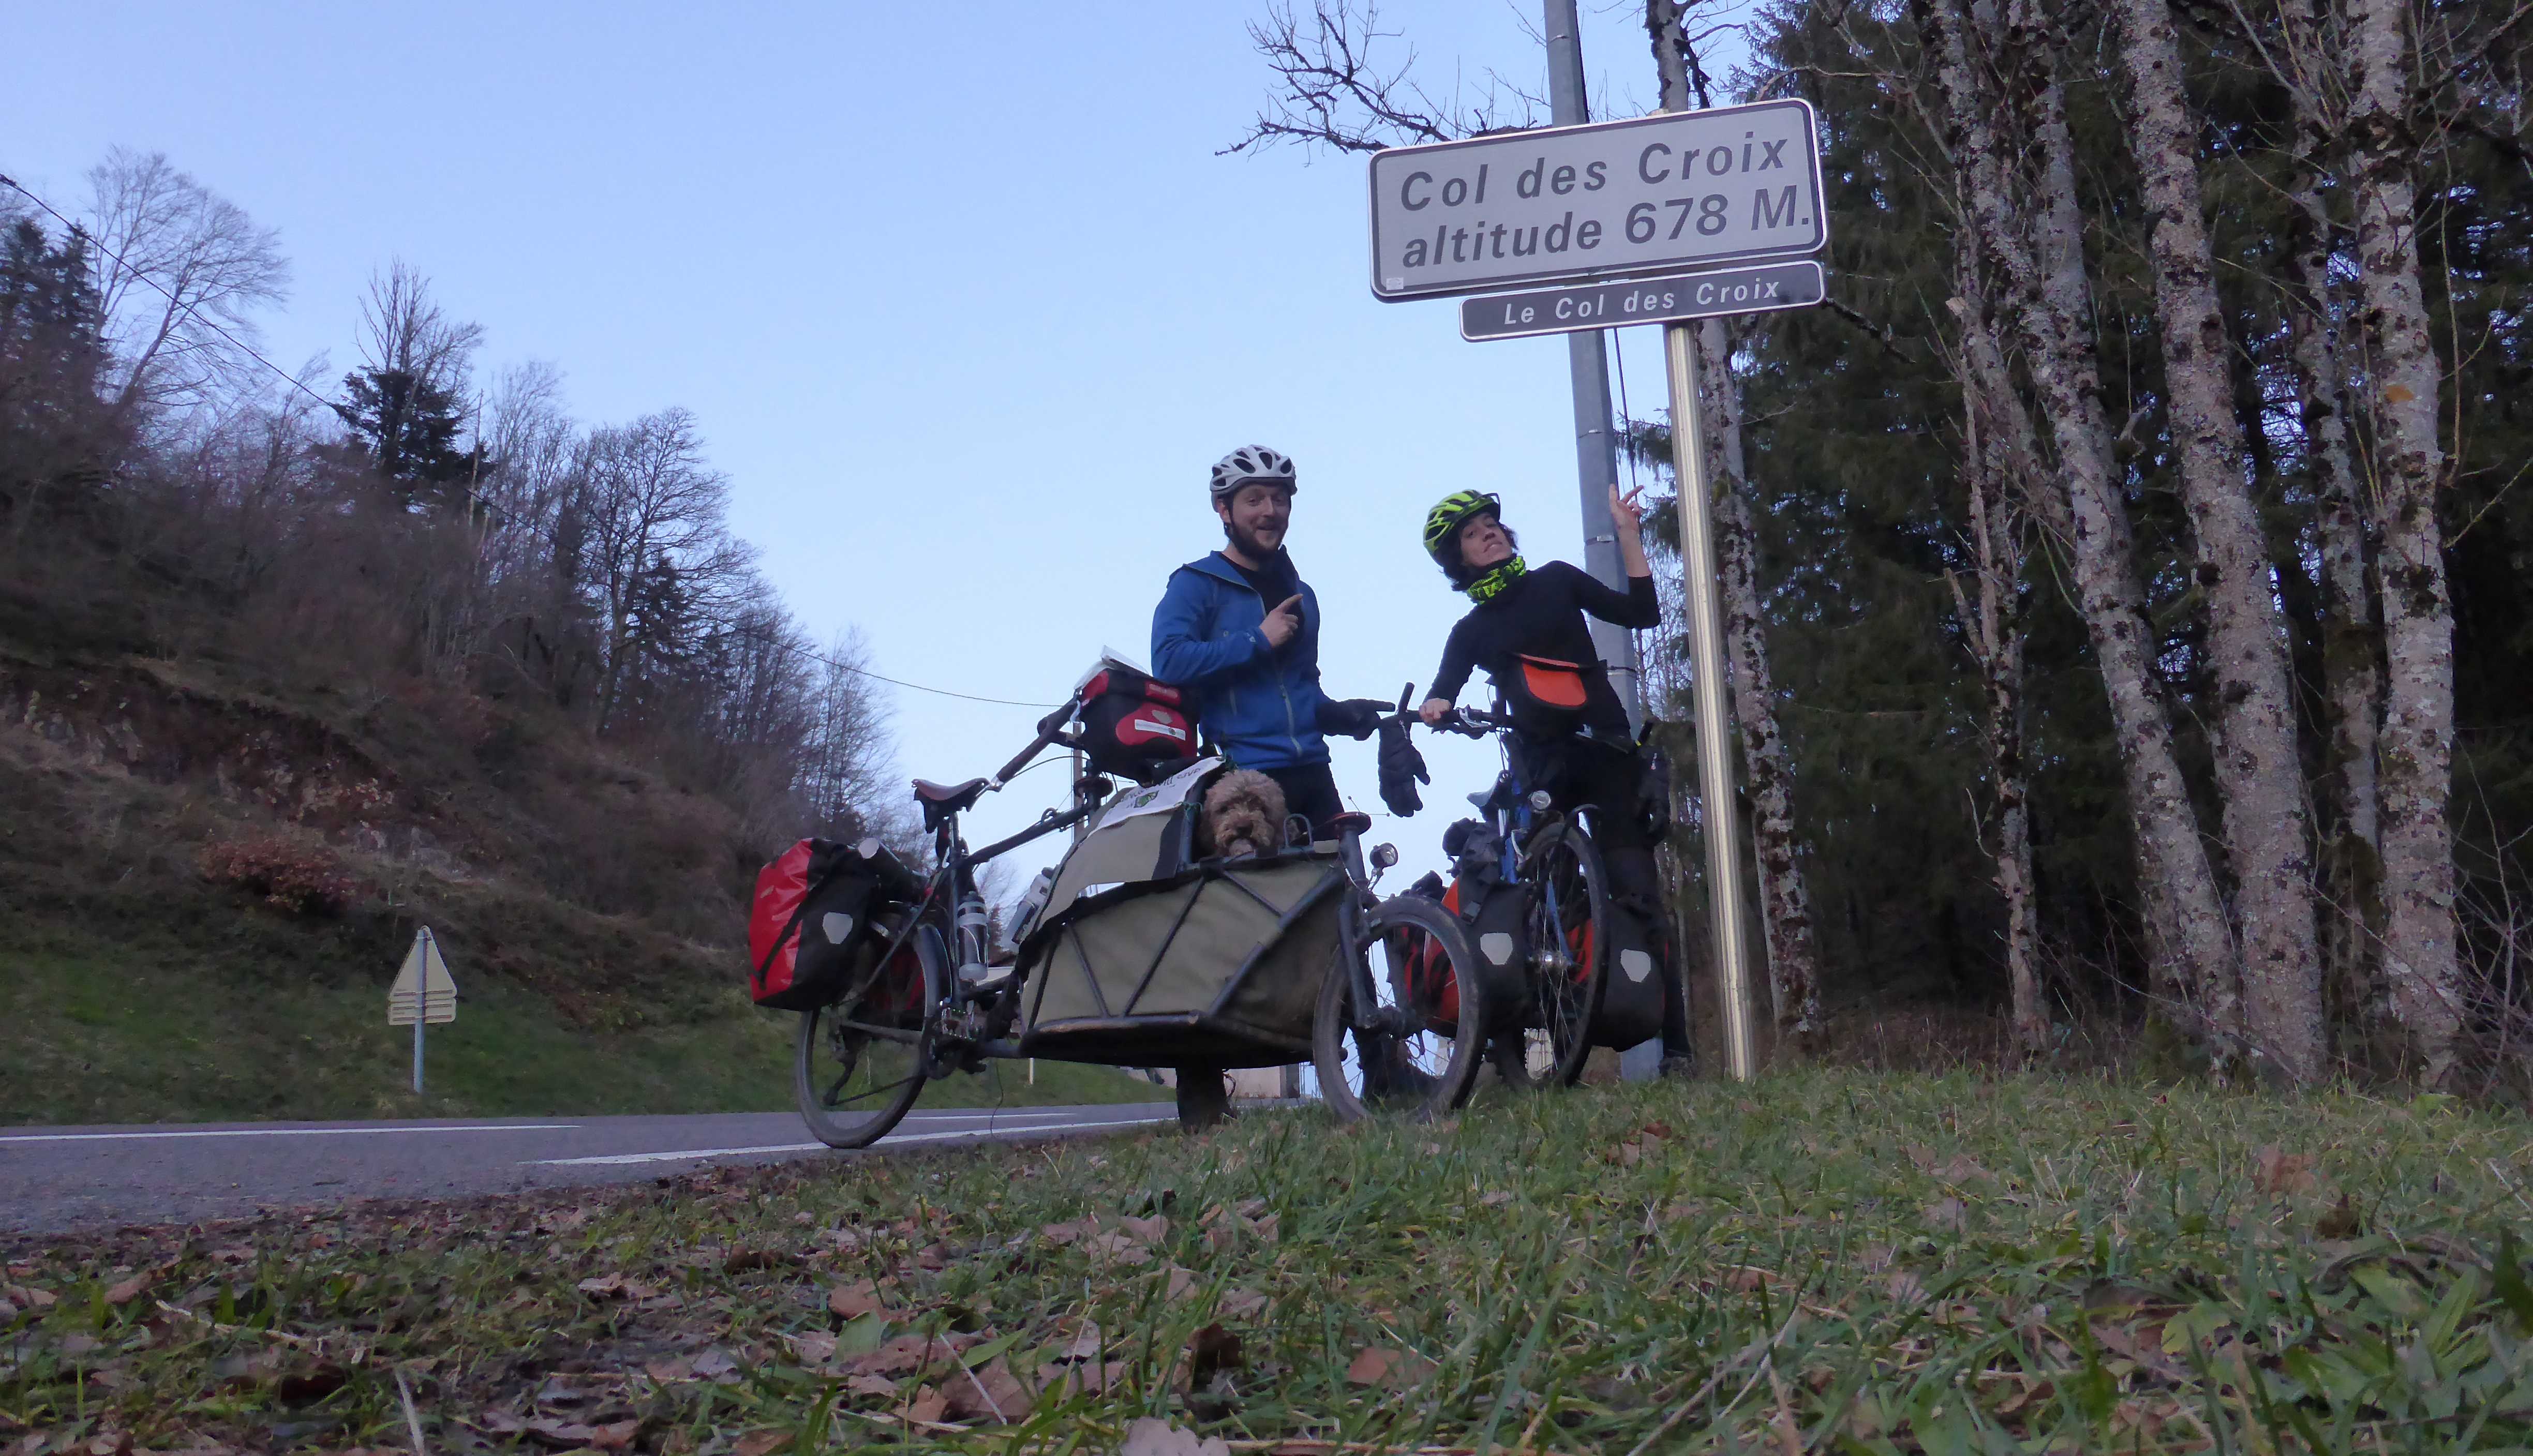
top-left (1694, 316), bottom-right (1825, 1048)
top-left (1923, 0), bottom-right (2246, 1054)
top-left (1948, 294), bottom-right (2044, 1056)
top-left (2272, 8), bottom-right (2387, 1040)
top-left (2108, 0), bottom-right (2326, 1082)
top-left (1647, 1), bottom-right (1825, 1050)
top-left (2344, 0), bottom-right (2464, 1081)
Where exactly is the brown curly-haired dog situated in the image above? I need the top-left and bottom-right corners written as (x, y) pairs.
top-left (1198, 769), bottom-right (1288, 859)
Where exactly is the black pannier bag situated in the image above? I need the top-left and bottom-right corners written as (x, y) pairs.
top-left (1076, 664), bottom-right (1198, 783)
top-left (747, 836), bottom-right (924, 1011)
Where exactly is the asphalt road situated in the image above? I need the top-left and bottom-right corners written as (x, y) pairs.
top-left (0, 1103), bottom-right (1176, 1238)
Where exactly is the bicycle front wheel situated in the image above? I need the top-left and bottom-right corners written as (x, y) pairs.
top-left (1313, 894), bottom-right (1486, 1123)
top-left (1521, 821), bottom-right (1609, 1088)
top-left (794, 922), bottom-right (946, 1149)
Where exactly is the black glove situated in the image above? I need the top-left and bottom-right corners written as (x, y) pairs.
top-left (1317, 697), bottom-right (1389, 741)
top-left (1377, 717), bottom-right (1429, 817)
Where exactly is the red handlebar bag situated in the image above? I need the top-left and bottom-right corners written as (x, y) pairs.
top-left (1079, 666), bottom-right (1198, 783)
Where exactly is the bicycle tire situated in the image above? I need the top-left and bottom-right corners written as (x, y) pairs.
top-left (1313, 894), bottom-right (1487, 1124)
top-left (1519, 820), bottom-right (1610, 1088)
top-left (794, 921), bottom-right (946, 1149)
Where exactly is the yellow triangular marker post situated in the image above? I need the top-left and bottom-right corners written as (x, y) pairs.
top-left (388, 927), bottom-right (457, 1093)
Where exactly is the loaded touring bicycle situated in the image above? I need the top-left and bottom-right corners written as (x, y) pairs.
top-left (747, 663), bottom-right (1490, 1147)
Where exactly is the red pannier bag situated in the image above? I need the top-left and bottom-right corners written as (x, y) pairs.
top-left (1077, 665), bottom-right (1198, 782)
top-left (748, 837), bottom-right (922, 1012)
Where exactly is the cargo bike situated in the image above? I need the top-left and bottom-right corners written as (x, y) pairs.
top-left (746, 668), bottom-right (1493, 1147)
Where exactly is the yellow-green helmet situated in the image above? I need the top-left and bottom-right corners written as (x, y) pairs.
top-left (1422, 490), bottom-right (1500, 566)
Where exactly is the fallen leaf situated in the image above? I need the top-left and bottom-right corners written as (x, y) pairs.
top-left (1618, 1142), bottom-right (1644, 1168)
top-left (1220, 1288), bottom-right (1270, 1319)
top-left (1479, 1191), bottom-right (1513, 1208)
top-left (1885, 1271), bottom-right (1927, 1304)
top-left (1922, 1197), bottom-right (1969, 1232)
top-left (1041, 1218), bottom-right (1094, 1245)
top-left (904, 1386), bottom-right (950, 1423)
top-left (1642, 1119), bottom-right (1676, 1139)
top-left (1250, 1214), bottom-right (1280, 1244)
top-left (1038, 1358), bottom-right (1128, 1396)
top-left (732, 1432), bottom-right (789, 1456)
top-left (576, 1273), bottom-right (629, 1300)
top-left (1933, 1154), bottom-right (1990, 1183)
top-left (1187, 1322), bottom-right (1245, 1388)
top-left (1119, 1417), bottom-right (1232, 1456)
top-left (1059, 1321), bottom-right (1104, 1362)
top-left (1164, 1265), bottom-right (1197, 1301)
top-left (944, 1355), bottom-right (1032, 1423)
top-left (690, 1348), bottom-right (741, 1382)
top-left (787, 1330), bottom-right (837, 1364)
top-left (1345, 1347), bottom-right (1437, 1389)
top-left (2092, 1321), bottom-right (2189, 1382)
top-left (1723, 1267), bottom-right (1772, 1292)
top-left (2316, 1193), bottom-right (2361, 1239)
top-left (845, 1372), bottom-right (899, 1398)
top-left (642, 1357), bottom-right (693, 1383)
top-left (723, 1248), bottom-right (782, 1274)
top-left (2255, 1147), bottom-right (2317, 1196)
top-left (848, 1333), bottom-right (961, 1377)
top-left (1117, 1214), bottom-right (1169, 1245)
top-left (828, 1280), bottom-right (886, 1318)
top-left (102, 1277), bottom-right (148, 1305)
top-left (1236, 1197), bottom-right (1268, 1218)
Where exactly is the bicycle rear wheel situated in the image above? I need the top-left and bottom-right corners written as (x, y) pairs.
top-left (794, 922), bottom-right (946, 1149)
top-left (1520, 821), bottom-right (1608, 1088)
top-left (1313, 895), bottom-right (1485, 1123)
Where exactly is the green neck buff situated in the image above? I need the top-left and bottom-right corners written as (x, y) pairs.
top-left (1465, 555), bottom-right (1528, 604)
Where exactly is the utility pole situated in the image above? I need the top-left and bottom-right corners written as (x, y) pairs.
top-left (1542, 0), bottom-right (1645, 732)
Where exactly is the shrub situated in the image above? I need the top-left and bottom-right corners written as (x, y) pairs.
top-left (199, 834), bottom-right (362, 918)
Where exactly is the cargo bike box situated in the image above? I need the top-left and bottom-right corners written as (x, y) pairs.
top-left (1008, 757), bottom-right (1344, 1070)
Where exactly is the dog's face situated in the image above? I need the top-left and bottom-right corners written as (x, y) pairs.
top-left (1201, 771), bottom-right (1288, 859)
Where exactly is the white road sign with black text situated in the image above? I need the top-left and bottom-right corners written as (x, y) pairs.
top-left (1369, 99), bottom-right (1827, 301)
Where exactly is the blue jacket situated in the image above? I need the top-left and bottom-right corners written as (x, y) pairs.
top-left (1151, 552), bottom-right (1332, 770)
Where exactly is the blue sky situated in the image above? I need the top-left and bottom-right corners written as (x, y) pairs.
top-left (5, 2), bottom-right (1727, 890)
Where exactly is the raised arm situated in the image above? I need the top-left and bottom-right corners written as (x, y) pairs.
top-left (1152, 571), bottom-right (1267, 686)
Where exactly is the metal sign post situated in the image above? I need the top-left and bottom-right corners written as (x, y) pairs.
top-left (388, 926), bottom-right (457, 1094)
top-left (1661, 324), bottom-right (1761, 1082)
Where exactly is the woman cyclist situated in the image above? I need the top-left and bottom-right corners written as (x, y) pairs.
top-left (1416, 485), bottom-right (1694, 1078)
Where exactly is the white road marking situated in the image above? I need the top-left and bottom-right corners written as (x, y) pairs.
top-left (523, 1116), bottom-right (1173, 1167)
top-left (0, 1124), bottom-right (581, 1145)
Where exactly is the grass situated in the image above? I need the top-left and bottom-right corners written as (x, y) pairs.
top-left (0, 934), bottom-right (1160, 1124)
top-left (7, 1070), bottom-right (2533, 1452)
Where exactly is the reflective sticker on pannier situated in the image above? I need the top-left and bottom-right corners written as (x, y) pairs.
top-left (1124, 712), bottom-right (1190, 743)
top-left (1620, 948), bottom-right (1653, 982)
top-left (822, 912), bottom-right (855, 944)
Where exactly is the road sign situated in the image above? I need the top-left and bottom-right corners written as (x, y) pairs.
top-left (1459, 261), bottom-right (1825, 341)
top-left (1368, 98), bottom-right (1826, 301)
top-left (389, 927), bottom-right (456, 1025)
top-left (390, 927), bottom-right (455, 1096)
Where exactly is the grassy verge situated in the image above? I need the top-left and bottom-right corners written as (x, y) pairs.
top-left (0, 936), bottom-right (1158, 1123)
top-left (8, 1071), bottom-right (2533, 1452)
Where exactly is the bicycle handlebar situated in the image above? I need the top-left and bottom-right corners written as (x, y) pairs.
top-left (990, 697), bottom-right (1082, 787)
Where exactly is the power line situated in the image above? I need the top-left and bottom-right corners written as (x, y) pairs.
top-left (2, 169), bottom-right (1064, 712)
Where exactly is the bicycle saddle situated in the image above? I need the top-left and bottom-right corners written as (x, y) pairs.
top-left (912, 777), bottom-right (989, 810)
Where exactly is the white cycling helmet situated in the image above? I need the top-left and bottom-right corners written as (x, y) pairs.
top-left (1209, 445), bottom-right (1297, 498)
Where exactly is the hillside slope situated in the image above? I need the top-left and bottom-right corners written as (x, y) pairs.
top-left (0, 584), bottom-right (1149, 1123)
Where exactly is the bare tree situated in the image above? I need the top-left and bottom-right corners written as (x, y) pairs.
top-left (1916, 0), bottom-right (2246, 1058)
top-left (2106, 0), bottom-right (2325, 1080)
top-left (81, 149), bottom-right (289, 422)
top-left (1221, 1), bottom-right (1542, 156)
top-left (574, 408), bottom-right (753, 735)
top-left (355, 260), bottom-right (483, 399)
top-left (2343, 0), bottom-right (2465, 1081)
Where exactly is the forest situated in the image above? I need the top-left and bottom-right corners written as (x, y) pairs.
top-left (1233, 0), bottom-right (2531, 1093)
top-left (1, 150), bottom-right (901, 1040)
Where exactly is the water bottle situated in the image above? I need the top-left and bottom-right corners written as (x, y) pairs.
top-left (1008, 867), bottom-right (1056, 949)
top-left (955, 891), bottom-right (992, 983)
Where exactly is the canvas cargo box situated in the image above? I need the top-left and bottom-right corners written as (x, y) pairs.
top-left (1011, 757), bottom-right (1345, 1069)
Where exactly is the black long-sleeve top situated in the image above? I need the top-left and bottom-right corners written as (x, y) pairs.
top-left (1429, 561), bottom-right (1660, 737)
